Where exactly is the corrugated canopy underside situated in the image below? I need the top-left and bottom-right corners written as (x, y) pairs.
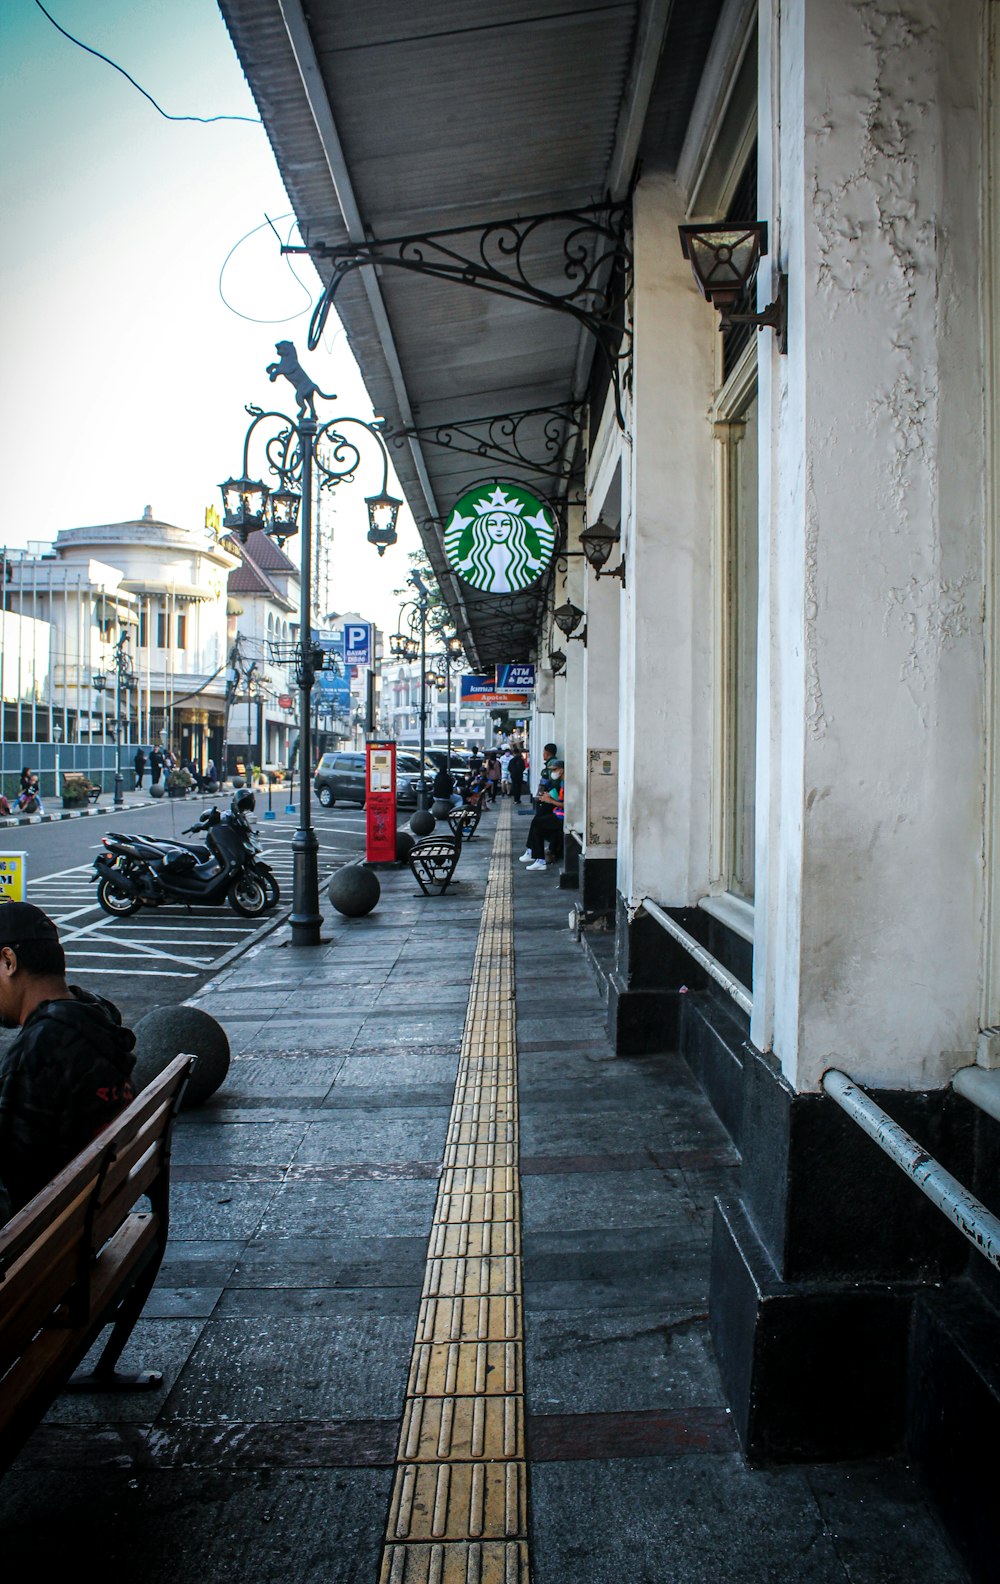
top-left (218, 0), bottom-right (718, 665)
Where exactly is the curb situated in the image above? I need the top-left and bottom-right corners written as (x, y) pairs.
top-left (0, 800), bottom-right (155, 830)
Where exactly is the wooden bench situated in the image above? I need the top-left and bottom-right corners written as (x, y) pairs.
top-left (62, 771), bottom-right (101, 805)
top-left (0, 1053), bottom-right (193, 1472)
top-left (409, 835), bottom-right (462, 895)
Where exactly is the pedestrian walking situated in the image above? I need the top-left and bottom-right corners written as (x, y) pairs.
top-left (133, 747), bottom-right (146, 791)
top-left (509, 748), bottom-right (526, 804)
top-left (150, 747), bottom-right (163, 786)
top-left (485, 753), bottom-right (501, 803)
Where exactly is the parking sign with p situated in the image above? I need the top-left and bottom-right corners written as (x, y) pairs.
top-left (344, 623), bottom-right (372, 667)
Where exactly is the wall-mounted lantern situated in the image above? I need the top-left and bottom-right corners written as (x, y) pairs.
top-left (678, 221), bottom-right (787, 353)
top-left (579, 518), bottom-right (625, 583)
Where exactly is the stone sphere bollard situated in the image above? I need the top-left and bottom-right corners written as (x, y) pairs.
top-left (395, 828), bottom-right (416, 862)
top-left (131, 1005), bottom-right (231, 1108)
top-left (149, 783), bottom-right (165, 799)
top-left (432, 797), bottom-right (453, 819)
top-left (409, 808), bottom-right (436, 837)
top-left (328, 863), bottom-right (380, 917)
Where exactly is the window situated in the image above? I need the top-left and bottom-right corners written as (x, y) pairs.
top-left (726, 388), bottom-right (758, 899)
top-left (139, 608), bottom-right (148, 647)
top-left (156, 610), bottom-right (167, 648)
top-left (176, 612), bottom-right (187, 649)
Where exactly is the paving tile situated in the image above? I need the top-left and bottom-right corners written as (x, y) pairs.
top-left (38, 1319), bottom-right (209, 1425)
top-left (230, 1234), bottom-right (428, 1290)
top-left (529, 1454), bottom-right (849, 1584)
top-left (170, 1120), bottom-right (308, 1165)
top-left (167, 1179), bottom-right (279, 1241)
top-left (521, 1170), bottom-right (706, 1239)
top-left (254, 1177), bottom-right (438, 1239)
top-left (291, 1112), bottom-right (449, 1164)
top-left (524, 1306), bottom-right (720, 1415)
top-left (162, 1314), bottom-right (415, 1420)
top-left (0, 1468), bottom-right (392, 1582)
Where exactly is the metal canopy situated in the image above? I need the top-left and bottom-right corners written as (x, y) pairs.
top-left (219, 0), bottom-right (719, 666)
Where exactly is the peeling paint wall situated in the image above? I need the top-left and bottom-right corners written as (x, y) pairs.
top-left (756, 0), bottom-right (988, 1090)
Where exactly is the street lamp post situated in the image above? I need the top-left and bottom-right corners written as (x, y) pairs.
top-left (221, 344), bottom-right (401, 947)
top-left (94, 632), bottom-right (134, 807)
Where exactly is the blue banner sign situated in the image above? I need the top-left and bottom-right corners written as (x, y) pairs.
top-left (496, 663), bottom-right (535, 692)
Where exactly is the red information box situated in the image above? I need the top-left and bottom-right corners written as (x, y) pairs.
top-left (365, 741), bottom-right (397, 864)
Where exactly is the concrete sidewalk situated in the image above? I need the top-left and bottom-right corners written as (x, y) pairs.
top-left (0, 787), bottom-right (155, 828)
top-left (0, 807), bottom-right (968, 1581)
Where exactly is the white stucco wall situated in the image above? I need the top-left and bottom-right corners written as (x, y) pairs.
top-left (616, 171), bottom-right (717, 906)
top-left (755, 0), bottom-right (988, 1090)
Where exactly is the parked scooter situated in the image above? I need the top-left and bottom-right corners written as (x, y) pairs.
top-left (134, 792), bottom-right (280, 910)
top-left (92, 790), bottom-right (270, 918)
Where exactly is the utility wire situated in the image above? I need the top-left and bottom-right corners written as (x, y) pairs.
top-left (218, 213), bottom-right (314, 325)
top-left (33, 0), bottom-right (262, 125)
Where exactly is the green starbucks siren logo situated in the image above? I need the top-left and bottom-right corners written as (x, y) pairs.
top-left (443, 481), bottom-right (557, 594)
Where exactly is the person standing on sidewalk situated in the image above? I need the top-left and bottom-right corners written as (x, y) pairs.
top-left (509, 748), bottom-right (526, 804)
top-left (150, 746), bottom-right (163, 787)
top-left (133, 747), bottom-right (146, 791)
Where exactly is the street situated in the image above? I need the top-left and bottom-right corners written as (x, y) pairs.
top-left (0, 794), bottom-right (368, 1025)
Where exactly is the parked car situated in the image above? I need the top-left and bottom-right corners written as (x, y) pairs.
top-left (314, 751), bottom-right (366, 806)
top-left (313, 750), bottom-right (433, 809)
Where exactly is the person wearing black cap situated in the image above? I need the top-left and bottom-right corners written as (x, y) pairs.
top-left (0, 902), bottom-right (136, 1218)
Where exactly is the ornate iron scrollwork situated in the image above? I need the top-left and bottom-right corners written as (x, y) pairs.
top-left (288, 200), bottom-right (633, 428)
top-left (386, 403), bottom-right (585, 485)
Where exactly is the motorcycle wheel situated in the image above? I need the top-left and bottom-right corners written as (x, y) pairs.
top-left (256, 864), bottom-right (280, 909)
top-left (97, 876), bottom-right (142, 918)
top-left (228, 872), bottom-right (268, 917)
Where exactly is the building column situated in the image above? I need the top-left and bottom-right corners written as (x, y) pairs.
top-left (711, 0), bottom-right (994, 1488)
top-left (556, 518), bottom-right (587, 889)
top-left (607, 168), bottom-right (717, 1052)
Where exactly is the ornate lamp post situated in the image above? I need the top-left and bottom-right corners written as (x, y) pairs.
top-left (221, 343), bottom-right (400, 947)
top-left (93, 631), bottom-right (134, 807)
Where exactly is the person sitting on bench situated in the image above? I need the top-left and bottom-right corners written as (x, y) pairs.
top-left (0, 903), bottom-right (136, 1217)
top-left (519, 760), bottom-right (564, 872)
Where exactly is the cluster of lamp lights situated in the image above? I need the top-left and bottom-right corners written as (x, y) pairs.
top-left (546, 516), bottom-right (623, 675)
top-left (220, 470), bottom-right (403, 556)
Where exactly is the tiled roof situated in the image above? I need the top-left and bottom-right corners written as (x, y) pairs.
top-left (225, 533), bottom-right (297, 608)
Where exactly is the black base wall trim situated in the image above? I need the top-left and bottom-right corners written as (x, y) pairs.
top-left (580, 855), bottom-right (616, 915)
top-left (559, 831), bottom-right (581, 890)
top-left (679, 994), bottom-right (747, 1150)
top-left (711, 1196), bottom-right (914, 1462)
top-left (607, 970), bottom-right (678, 1054)
top-left (909, 1283), bottom-right (1000, 1584)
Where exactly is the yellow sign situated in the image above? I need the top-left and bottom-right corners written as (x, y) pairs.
top-left (0, 853), bottom-right (27, 903)
top-left (205, 504), bottom-right (221, 538)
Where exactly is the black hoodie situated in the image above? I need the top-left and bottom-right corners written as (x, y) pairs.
top-left (0, 986), bottom-right (136, 1213)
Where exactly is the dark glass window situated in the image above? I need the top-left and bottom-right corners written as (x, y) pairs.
top-left (722, 145), bottom-right (758, 384)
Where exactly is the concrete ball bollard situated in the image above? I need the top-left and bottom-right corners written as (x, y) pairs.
top-left (328, 863), bottom-right (381, 917)
top-left (409, 808), bottom-right (436, 837)
top-left (149, 783), bottom-right (166, 798)
top-left (131, 1005), bottom-right (231, 1108)
top-left (395, 828), bottom-right (416, 862)
top-left (432, 797), bottom-right (453, 819)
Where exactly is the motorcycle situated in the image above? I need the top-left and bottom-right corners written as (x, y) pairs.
top-left (134, 800), bottom-right (280, 910)
top-left (92, 791), bottom-right (272, 919)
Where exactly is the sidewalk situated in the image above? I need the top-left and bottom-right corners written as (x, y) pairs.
top-left (0, 807), bottom-right (968, 1580)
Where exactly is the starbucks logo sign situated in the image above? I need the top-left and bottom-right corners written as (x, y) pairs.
top-left (443, 482), bottom-right (556, 594)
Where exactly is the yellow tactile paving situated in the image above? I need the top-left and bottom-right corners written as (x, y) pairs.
top-left (380, 803), bottom-right (530, 1582)
top-left (407, 1341), bottom-right (523, 1399)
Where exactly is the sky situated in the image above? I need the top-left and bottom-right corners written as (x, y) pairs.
top-left (0, 0), bottom-right (421, 635)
